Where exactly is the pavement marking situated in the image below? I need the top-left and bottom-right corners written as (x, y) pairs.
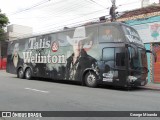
top-left (25, 88), bottom-right (49, 93)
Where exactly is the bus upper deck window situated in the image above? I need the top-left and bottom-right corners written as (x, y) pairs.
top-left (99, 25), bottom-right (123, 43)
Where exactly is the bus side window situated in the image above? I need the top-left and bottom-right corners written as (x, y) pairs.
top-left (99, 25), bottom-right (123, 43)
top-left (103, 48), bottom-right (114, 60)
top-left (102, 48), bottom-right (115, 68)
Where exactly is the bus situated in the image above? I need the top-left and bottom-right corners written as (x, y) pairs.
top-left (6, 22), bottom-right (155, 87)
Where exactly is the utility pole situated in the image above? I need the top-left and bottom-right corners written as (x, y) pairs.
top-left (110, 0), bottom-right (116, 22)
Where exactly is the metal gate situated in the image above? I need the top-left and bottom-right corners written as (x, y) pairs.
top-left (153, 43), bottom-right (160, 83)
top-left (0, 41), bottom-right (8, 70)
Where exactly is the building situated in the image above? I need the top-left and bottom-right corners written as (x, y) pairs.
top-left (141, 0), bottom-right (150, 8)
top-left (118, 4), bottom-right (160, 83)
top-left (0, 24), bottom-right (33, 69)
top-left (7, 24), bottom-right (33, 41)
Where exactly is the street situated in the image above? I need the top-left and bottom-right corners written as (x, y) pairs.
top-left (0, 70), bottom-right (160, 120)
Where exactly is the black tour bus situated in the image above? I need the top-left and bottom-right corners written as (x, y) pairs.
top-left (6, 22), bottom-right (155, 87)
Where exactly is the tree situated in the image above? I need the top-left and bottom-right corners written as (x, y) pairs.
top-left (0, 9), bottom-right (9, 41)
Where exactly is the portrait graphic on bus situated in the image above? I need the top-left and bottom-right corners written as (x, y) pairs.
top-left (65, 27), bottom-right (97, 81)
top-left (13, 43), bottom-right (19, 68)
top-left (7, 42), bottom-right (24, 74)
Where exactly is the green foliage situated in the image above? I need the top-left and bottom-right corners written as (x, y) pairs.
top-left (0, 9), bottom-right (9, 41)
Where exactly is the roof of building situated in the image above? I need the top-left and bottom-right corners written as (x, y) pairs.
top-left (118, 4), bottom-right (160, 21)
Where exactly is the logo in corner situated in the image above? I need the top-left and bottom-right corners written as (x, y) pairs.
top-left (51, 41), bottom-right (59, 52)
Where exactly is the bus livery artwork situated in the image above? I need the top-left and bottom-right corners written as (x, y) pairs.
top-left (65, 27), bottom-right (97, 81)
top-left (7, 42), bottom-right (23, 74)
top-left (7, 22), bottom-right (155, 88)
top-left (22, 38), bottom-right (65, 64)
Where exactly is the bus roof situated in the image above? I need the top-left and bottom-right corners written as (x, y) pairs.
top-left (11, 22), bottom-right (127, 41)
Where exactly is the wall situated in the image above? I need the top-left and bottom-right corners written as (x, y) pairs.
top-left (7, 24), bottom-right (33, 41)
top-left (145, 44), bottom-right (152, 82)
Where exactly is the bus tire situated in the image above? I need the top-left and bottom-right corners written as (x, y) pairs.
top-left (84, 71), bottom-right (98, 87)
top-left (17, 67), bottom-right (24, 79)
top-left (25, 68), bottom-right (32, 80)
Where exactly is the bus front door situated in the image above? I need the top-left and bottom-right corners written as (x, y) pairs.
top-left (102, 47), bottom-right (127, 86)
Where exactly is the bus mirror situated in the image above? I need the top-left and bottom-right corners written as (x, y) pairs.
top-left (146, 50), bottom-right (157, 62)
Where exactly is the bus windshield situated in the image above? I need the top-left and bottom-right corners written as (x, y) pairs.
top-left (129, 47), bottom-right (148, 74)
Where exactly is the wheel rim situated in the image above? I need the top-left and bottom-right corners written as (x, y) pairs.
top-left (87, 74), bottom-right (96, 85)
top-left (26, 69), bottom-right (31, 78)
top-left (19, 69), bottom-right (23, 78)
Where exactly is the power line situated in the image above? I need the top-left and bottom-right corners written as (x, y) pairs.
top-left (118, 1), bottom-right (140, 7)
top-left (9, 0), bottom-right (109, 20)
top-left (12, 16), bottom-right (103, 38)
top-left (86, 0), bottom-right (107, 8)
top-left (33, 9), bottom-right (109, 31)
top-left (9, 0), bottom-right (96, 17)
top-left (7, 0), bottom-right (142, 36)
top-left (20, 0), bottom-right (107, 24)
top-left (9, 0), bottom-right (51, 15)
top-left (9, 0), bottom-right (102, 23)
top-left (8, 18), bottom-right (96, 39)
top-left (9, 2), bottom-right (109, 22)
top-left (9, 12), bottom-right (110, 38)
top-left (8, 8), bottom-right (108, 36)
top-left (8, 0), bottom-right (139, 19)
top-left (9, 0), bottom-right (140, 34)
top-left (7, 0), bottom-right (142, 39)
top-left (21, 0), bottom-right (87, 12)
top-left (35, 1), bottom-right (96, 22)
top-left (11, 8), bottom-right (108, 20)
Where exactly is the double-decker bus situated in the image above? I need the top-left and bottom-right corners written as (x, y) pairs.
top-left (6, 22), bottom-right (155, 87)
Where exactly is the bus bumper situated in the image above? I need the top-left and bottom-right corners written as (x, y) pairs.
top-left (129, 79), bottom-right (148, 86)
top-left (127, 76), bottom-right (148, 86)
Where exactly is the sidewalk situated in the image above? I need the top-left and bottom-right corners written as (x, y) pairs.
top-left (141, 83), bottom-right (160, 90)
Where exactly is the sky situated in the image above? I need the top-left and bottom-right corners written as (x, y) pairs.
top-left (0, 0), bottom-right (159, 35)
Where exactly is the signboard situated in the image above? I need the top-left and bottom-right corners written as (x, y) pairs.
top-left (132, 22), bottom-right (160, 43)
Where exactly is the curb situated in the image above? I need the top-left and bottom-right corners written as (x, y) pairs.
top-left (140, 85), bottom-right (160, 90)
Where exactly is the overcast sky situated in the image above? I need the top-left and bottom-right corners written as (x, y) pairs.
top-left (0, 0), bottom-right (159, 35)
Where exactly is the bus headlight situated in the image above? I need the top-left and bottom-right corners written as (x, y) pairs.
top-left (103, 73), bottom-right (108, 77)
top-left (103, 73), bottom-right (113, 78)
top-left (127, 76), bottom-right (137, 83)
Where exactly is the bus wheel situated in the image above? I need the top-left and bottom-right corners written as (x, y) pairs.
top-left (85, 71), bottom-right (97, 87)
top-left (25, 68), bottom-right (32, 80)
top-left (17, 68), bottom-right (24, 79)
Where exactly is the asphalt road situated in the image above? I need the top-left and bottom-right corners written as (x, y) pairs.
top-left (0, 70), bottom-right (160, 120)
